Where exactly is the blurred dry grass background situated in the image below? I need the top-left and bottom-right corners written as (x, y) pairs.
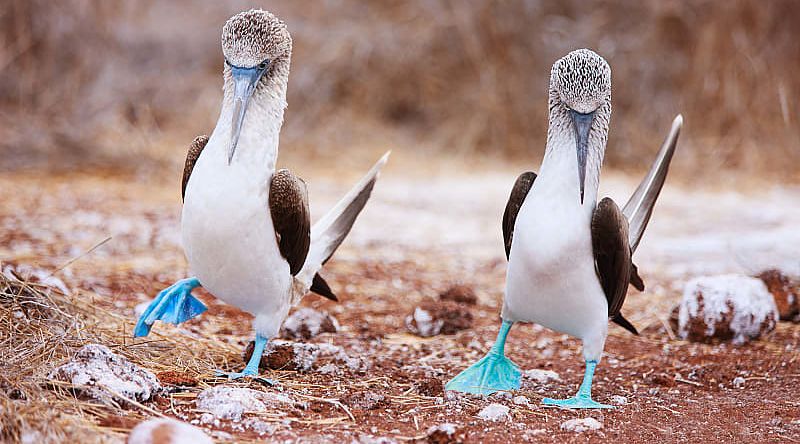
top-left (0, 0), bottom-right (798, 181)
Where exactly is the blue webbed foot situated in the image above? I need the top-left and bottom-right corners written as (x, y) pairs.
top-left (214, 334), bottom-right (276, 385)
top-left (134, 277), bottom-right (206, 337)
top-left (541, 360), bottom-right (614, 410)
top-left (445, 350), bottom-right (521, 395)
top-left (542, 395), bottom-right (613, 409)
top-left (445, 320), bottom-right (521, 395)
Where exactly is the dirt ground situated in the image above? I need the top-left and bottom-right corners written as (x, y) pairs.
top-left (1, 159), bottom-right (799, 443)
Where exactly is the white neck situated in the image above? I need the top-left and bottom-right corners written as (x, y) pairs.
top-left (207, 59), bottom-right (291, 179)
top-left (538, 109), bottom-right (607, 210)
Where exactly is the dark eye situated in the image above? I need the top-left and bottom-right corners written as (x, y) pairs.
top-left (258, 60), bottom-right (269, 70)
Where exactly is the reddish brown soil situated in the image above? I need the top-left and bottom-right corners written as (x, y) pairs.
top-left (1, 173), bottom-right (799, 443)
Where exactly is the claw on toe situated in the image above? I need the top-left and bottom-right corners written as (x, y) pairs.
top-left (214, 369), bottom-right (276, 386)
top-left (542, 395), bottom-right (613, 410)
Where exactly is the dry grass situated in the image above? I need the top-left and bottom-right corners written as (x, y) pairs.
top-left (0, 265), bottom-right (237, 442)
top-left (0, 0), bottom-right (798, 180)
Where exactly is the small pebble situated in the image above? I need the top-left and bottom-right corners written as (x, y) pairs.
top-left (477, 403), bottom-right (510, 421)
top-left (560, 417), bottom-right (603, 433)
top-left (609, 395), bottom-right (628, 405)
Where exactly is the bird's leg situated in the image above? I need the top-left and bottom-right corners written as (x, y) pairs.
top-left (444, 320), bottom-right (521, 395)
top-left (134, 277), bottom-right (207, 337)
top-left (542, 360), bottom-right (613, 409)
top-left (215, 334), bottom-right (276, 384)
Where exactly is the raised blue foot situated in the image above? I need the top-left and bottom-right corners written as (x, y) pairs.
top-left (134, 277), bottom-right (206, 337)
top-left (542, 360), bottom-right (613, 409)
top-left (445, 320), bottom-right (521, 395)
top-left (214, 334), bottom-right (276, 385)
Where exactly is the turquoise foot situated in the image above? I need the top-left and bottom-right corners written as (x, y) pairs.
top-left (542, 360), bottom-right (613, 409)
top-left (214, 334), bottom-right (275, 385)
top-left (134, 277), bottom-right (206, 337)
top-left (445, 351), bottom-right (521, 395)
top-left (542, 395), bottom-right (613, 409)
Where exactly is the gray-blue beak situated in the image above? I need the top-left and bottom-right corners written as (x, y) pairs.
top-left (569, 109), bottom-right (595, 204)
top-left (229, 63), bottom-right (269, 164)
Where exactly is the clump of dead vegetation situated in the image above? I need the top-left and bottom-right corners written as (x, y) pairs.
top-left (0, 265), bottom-right (236, 442)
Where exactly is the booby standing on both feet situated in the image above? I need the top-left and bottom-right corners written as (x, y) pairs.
top-left (446, 49), bottom-right (682, 408)
top-left (134, 9), bottom-right (389, 379)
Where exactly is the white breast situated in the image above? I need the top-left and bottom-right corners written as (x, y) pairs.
top-left (181, 122), bottom-right (291, 338)
top-left (502, 143), bottom-right (608, 341)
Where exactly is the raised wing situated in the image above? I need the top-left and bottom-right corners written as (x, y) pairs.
top-left (502, 171), bottom-right (537, 259)
top-left (182, 135), bottom-right (209, 201)
top-left (269, 169), bottom-right (311, 276)
top-left (623, 115), bottom-right (683, 252)
top-left (296, 151), bottom-right (390, 302)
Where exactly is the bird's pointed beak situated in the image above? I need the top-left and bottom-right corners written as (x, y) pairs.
top-left (229, 65), bottom-right (266, 165)
top-left (569, 109), bottom-right (595, 204)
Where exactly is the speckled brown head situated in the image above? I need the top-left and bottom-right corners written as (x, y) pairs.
top-left (221, 9), bottom-right (292, 68)
top-left (548, 49), bottom-right (612, 203)
top-left (222, 9), bottom-right (292, 165)
top-left (551, 49), bottom-right (611, 114)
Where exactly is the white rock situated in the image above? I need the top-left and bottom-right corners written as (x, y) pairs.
top-left (196, 386), bottom-right (291, 422)
top-left (512, 396), bottom-right (531, 406)
top-left (427, 423), bottom-right (457, 436)
top-left (609, 395), bottom-right (628, 405)
top-left (678, 275), bottom-right (778, 344)
top-left (281, 308), bottom-right (339, 340)
top-left (48, 344), bottom-right (160, 403)
top-left (128, 418), bottom-right (212, 444)
top-left (242, 418), bottom-right (276, 436)
top-left (522, 369), bottom-right (561, 384)
top-left (522, 429), bottom-right (547, 441)
top-left (560, 417), bottom-right (603, 433)
top-left (318, 363), bottom-right (340, 375)
top-left (732, 376), bottom-right (746, 388)
top-left (405, 307), bottom-right (443, 337)
top-left (477, 403), bottom-right (510, 421)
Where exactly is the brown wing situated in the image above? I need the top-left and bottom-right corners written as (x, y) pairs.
top-left (182, 135), bottom-right (209, 201)
top-left (592, 197), bottom-right (639, 334)
top-left (502, 172), bottom-right (537, 259)
top-left (269, 169), bottom-right (311, 276)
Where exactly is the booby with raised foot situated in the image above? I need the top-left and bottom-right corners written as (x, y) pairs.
top-left (446, 49), bottom-right (682, 408)
top-left (134, 9), bottom-right (389, 380)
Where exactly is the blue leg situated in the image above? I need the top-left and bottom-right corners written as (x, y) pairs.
top-left (542, 360), bottom-right (613, 409)
top-left (215, 334), bottom-right (276, 384)
top-left (445, 320), bottom-right (521, 395)
top-left (133, 277), bottom-right (207, 337)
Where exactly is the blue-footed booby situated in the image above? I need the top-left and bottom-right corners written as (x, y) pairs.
top-left (446, 49), bottom-right (682, 408)
top-left (134, 9), bottom-right (389, 379)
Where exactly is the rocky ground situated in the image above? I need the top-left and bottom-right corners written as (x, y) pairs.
top-left (1, 163), bottom-right (799, 443)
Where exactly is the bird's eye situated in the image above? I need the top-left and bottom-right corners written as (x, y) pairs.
top-left (258, 60), bottom-right (269, 70)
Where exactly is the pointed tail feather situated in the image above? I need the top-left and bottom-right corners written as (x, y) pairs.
top-left (310, 273), bottom-right (338, 301)
top-left (623, 115), bottom-right (682, 253)
top-left (297, 151), bottom-right (390, 289)
top-left (612, 313), bottom-right (639, 335)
